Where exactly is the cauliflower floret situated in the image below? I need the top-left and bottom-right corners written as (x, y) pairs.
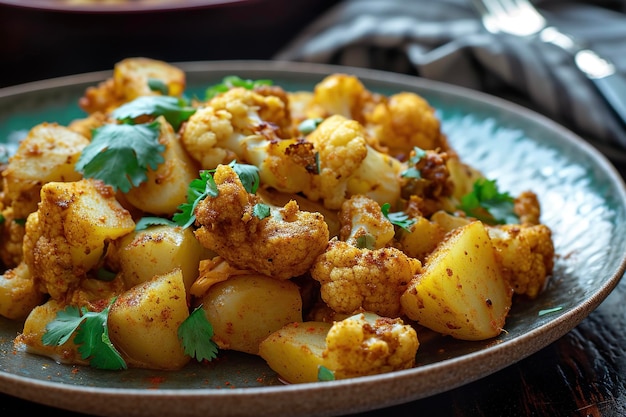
top-left (487, 223), bottom-right (555, 298)
top-left (22, 179), bottom-right (135, 301)
top-left (514, 190), bottom-right (542, 225)
top-left (194, 164), bottom-right (330, 280)
top-left (311, 239), bottom-right (421, 318)
top-left (339, 195), bottom-right (395, 250)
top-left (79, 57), bottom-right (186, 114)
top-left (323, 312), bottom-right (419, 379)
top-left (366, 92), bottom-right (450, 159)
top-left (304, 74), bottom-right (380, 124)
top-left (305, 114), bottom-right (404, 210)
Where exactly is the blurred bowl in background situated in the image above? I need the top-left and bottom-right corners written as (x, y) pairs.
top-left (0, 0), bottom-right (252, 13)
top-left (0, 0), bottom-right (339, 87)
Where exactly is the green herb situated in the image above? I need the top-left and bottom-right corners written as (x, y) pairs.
top-left (253, 203), bottom-right (271, 219)
top-left (96, 268), bottom-right (117, 282)
top-left (178, 306), bottom-right (219, 362)
top-left (173, 161), bottom-right (260, 229)
top-left (401, 146), bottom-right (426, 179)
top-left (458, 178), bottom-right (518, 225)
top-left (317, 365), bottom-right (335, 381)
top-left (42, 300), bottom-right (127, 370)
top-left (173, 170), bottom-right (218, 229)
top-left (538, 306), bottom-right (563, 316)
top-left (205, 76), bottom-right (273, 100)
top-left (75, 122), bottom-right (165, 193)
top-left (355, 234), bottom-right (376, 250)
top-left (232, 162), bottom-right (261, 194)
top-left (135, 216), bottom-right (177, 231)
top-left (13, 218), bottom-right (26, 226)
top-left (381, 203), bottom-right (416, 232)
top-left (147, 78), bottom-right (169, 95)
top-left (112, 96), bottom-right (196, 131)
top-left (298, 118), bottom-right (324, 134)
top-left (0, 214), bottom-right (4, 224)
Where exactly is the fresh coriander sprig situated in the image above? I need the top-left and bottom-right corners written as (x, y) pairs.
top-left (42, 300), bottom-right (127, 370)
top-left (75, 122), bottom-right (165, 193)
top-left (458, 178), bottom-right (518, 225)
top-left (381, 203), bottom-right (416, 232)
top-left (178, 306), bottom-right (219, 362)
top-left (205, 76), bottom-right (273, 100)
top-left (111, 96), bottom-right (196, 131)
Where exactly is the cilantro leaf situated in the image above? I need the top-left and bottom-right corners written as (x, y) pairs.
top-left (401, 146), bottom-right (427, 179)
top-left (173, 170), bottom-right (218, 229)
top-left (76, 122), bottom-right (165, 192)
top-left (135, 216), bottom-right (177, 231)
top-left (42, 301), bottom-right (127, 370)
top-left (148, 78), bottom-right (169, 95)
top-left (253, 203), bottom-right (271, 219)
top-left (298, 118), bottom-right (324, 134)
top-left (381, 203), bottom-right (416, 232)
top-left (205, 75), bottom-right (273, 100)
top-left (178, 306), bottom-right (219, 362)
top-left (458, 178), bottom-right (518, 225)
top-left (112, 96), bottom-right (196, 130)
top-left (231, 161), bottom-right (260, 194)
top-left (355, 233), bottom-right (376, 250)
top-left (317, 365), bottom-right (335, 381)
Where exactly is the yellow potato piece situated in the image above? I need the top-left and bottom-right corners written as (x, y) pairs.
top-left (258, 321), bottom-right (332, 384)
top-left (109, 224), bottom-right (206, 291)
top-left (400, 220), bottom-right (513, 340)
top-left (108, 268), bottom-right (190, 370)
top-left (201, 274), bottom-right (302, 355)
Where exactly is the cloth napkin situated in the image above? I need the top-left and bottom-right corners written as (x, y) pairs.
top-left (274, 0), bottom-right (626, 160)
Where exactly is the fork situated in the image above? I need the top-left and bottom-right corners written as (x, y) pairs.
top-left (472, 0), bottom-right (626, 138)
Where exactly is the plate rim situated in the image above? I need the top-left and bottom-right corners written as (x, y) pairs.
top-left (1, 59), bottom-right (625, 417)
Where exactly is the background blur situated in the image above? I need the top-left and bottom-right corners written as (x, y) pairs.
top-left (0, 0), bottom-right (340, 88)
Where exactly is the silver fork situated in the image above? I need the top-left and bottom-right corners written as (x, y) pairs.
top-left (472, 0), bottom-right (626, 137)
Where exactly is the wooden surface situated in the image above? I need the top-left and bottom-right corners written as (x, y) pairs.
top-left (1, 2), bottom-right (625, 415)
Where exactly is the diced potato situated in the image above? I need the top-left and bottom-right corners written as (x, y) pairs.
top-left (400, 220), bottom-right (513, 340)
top-left (0, 262), bottom-right (45, 320)
top-left (52, 179), bottom-right (136, 271)
top-left (398, 215), bottom-right (446, 261)
top-left (108, 224), bottom-right (206, 291)
top-left (113, 57), bottom-right (186, 101)
top-left (14, 299), bottom-right (87, 365)
top-left (201, 274), bottom-right (302, 355)
top-left (2, 123), bottom-right (88, 219)
top-left (108, 268), bottom-right (190, 370)
top-left (123, 117), bottom-right (200, 215)
top-left (430, 210), bottom-right (472, 233)
top-left (258, 321), bottom-right (332, 384)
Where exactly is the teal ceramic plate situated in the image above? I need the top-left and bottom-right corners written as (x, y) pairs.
top-left (1, 61), bottom-right (625, 417)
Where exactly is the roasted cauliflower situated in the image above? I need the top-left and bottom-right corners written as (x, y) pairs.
top-left (193, 164), bottom-right (330, 280)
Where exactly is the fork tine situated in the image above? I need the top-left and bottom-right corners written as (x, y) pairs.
top-left (473, 0), bottom-right (546, 37)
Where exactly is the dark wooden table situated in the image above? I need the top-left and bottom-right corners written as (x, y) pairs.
top-left (1, 2), bottom-right (626, 416)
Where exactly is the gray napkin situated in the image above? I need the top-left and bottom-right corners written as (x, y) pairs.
top-left (274, 0), bottom-right (626, 160)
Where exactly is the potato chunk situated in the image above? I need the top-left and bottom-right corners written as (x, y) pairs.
top-left (0, 262), bottom-right (45, 320)
top-left (201, 274), bottom-right (302, 354)
top-left (400, 220), bottom-right (513, 340)
top-left (108, 224), bottom-right (206, 291)
top-left (108, 268), bottom-right (190, 370)
top-left (2, 123), bottom-right (88, 219)
top-left (259, 321), bottom-right (332, 384)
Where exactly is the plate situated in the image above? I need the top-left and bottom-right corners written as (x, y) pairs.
top-left (0, 61), bottom-right (625, 417)
top-left (0, 0), bottom-right (252, 13)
